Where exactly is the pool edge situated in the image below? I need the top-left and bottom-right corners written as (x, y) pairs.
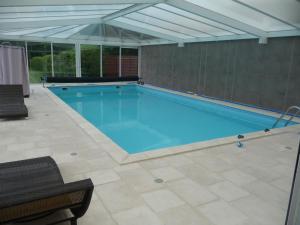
top-left (44, 83), bottom-right (300, 165)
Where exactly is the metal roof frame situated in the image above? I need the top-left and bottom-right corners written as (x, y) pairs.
top-left (0, 0), bottom-right (299, 46)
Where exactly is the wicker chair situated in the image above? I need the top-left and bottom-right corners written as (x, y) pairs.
top-left (0, 157), bottom-right (94, 225)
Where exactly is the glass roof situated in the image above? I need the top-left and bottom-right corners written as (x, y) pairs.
top-left (0, 0), bottom-right (299, 46)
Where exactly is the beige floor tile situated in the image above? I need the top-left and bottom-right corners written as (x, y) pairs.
top-left (195, 155), bottom-right (233, 172)
top-left (231, 195), bottom-right (286, 225)
top-left (159, 205), bottom-right (213, 225)
top-left (197, 200), bottom-right (248, 225)
top-left (112, 206), bottom-right (163, 225)
top-left (142, 189), bottom-right (185, 213)
top-left (209, 181), bottom-right (250, 201)
top-left (177, 163), bottom-right (223, 185)
top-left (85, 169), bottom-right (120, 186)
top-left (167, 178), bottom-right (218, 206)
top-left (95, 181), bottom-right (145, 213)
top-left (79, 200), bottom-right (117, 225)
top-left (222, 169), bottom-right (257, 186)
top-left (150, 166), bottom-right (184, 182)
top-left (117, 167), bottom-right (163, 193)
top-left (271, 177), bottom-right (293, 192)
top-left (243, 180), bottom-right (289, 210)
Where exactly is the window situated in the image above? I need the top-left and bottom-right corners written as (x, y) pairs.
top-left (121, 48), bottom-right (138, 77)
top-left (0, 40), bottom-right (25, 47)
top-left (27, 42), bottom-right (51, 83)
top-left (81, 44), bottom-right (101, 77)
top-left (102, 46), bottom-right (120, 78)
top-left (53, 43), bottom-right (75, 77)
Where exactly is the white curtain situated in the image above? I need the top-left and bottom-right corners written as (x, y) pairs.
top-left (0, 45), bottom-right (30, 96)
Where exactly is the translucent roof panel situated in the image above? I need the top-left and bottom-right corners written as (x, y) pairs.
top-left (49, 24), bottom-right (160, 43)
top-left (0, 4), bottom-right (132, 13)
top-left (155, 4), bottom-right (245, 35)
top-left (1, 15), bottom-right (106, 23)
top-left (29, 25), bottom-right (79, 37)
top-left (51, 25), bottom-right (90, 38)
top-left (137, 5), bottom-right (235, 36)
top-left (0, 10), bottom-right (117, 19)
top-left (186, 0), bottom-right (295, 32)
top-left (0, 1), bottom-right (298, 45)
top-left (0, 4), bottom-right (132, 23)
top-left (234, 0), bottom-right (300, 29)
top-left (125, 12), bottom-right (211, 38)
top-left (1, 27), bottom-right (60, 36)
top-left (115, 17), bottom-right (194, 39)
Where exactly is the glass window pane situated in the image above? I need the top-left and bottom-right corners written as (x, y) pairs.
top-left (27, 42), bottom-right (51, 83)
top-left (81, 44), bottom-right (101, 77)
top-left (121, 48), bottom-right (138, 77)
top-left (102, 46), bottom-right (119, 78)
top-left (53, 43), bottom-right (75, 77)
top-left (0, 39), bottom-right (25, 47)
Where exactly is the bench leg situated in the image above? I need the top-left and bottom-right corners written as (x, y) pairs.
top-left (70, 218), bottom-right (77, 225)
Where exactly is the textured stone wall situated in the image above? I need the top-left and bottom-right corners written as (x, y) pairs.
top-left (141, 37), bottom-right (300, 111)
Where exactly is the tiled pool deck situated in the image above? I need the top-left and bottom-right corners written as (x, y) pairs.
top-left (1, 85), bottom-right (300, 225)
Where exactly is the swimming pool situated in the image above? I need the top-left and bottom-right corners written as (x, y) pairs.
top-left (49, 84), bottom-right (295, 154)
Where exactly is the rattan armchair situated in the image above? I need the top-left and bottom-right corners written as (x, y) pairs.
top-left (0, 157), bottom-right (94, 225)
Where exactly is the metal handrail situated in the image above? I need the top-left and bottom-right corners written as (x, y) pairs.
top-left (272, 106), bottom-right (300, 128)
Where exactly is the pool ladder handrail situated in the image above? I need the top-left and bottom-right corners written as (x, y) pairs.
top-left (272, 106), bottom-right (300, 128)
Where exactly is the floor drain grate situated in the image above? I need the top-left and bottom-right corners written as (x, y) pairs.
top-left (154, 178), bottom-right (164, 183)
top-left (70, 152), bottom-right (78, 156)
top-left (285, 146), bottom-right (293, 150)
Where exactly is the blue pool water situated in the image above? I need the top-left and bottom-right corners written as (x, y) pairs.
top-left (49, 85), bottom-right (296, 154)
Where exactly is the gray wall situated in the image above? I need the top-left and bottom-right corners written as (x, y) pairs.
top-left (141, 37), bottom-right (300, 111)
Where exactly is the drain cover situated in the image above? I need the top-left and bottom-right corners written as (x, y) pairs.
top-left (154, 178), bottom-right (164, 183)
top-left (285, 146), bottom-right (293, 150)
top-left (70, 152), bottom-right (78, 156)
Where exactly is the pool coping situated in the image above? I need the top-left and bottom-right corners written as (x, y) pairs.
top-left (44, 82), bottom-right (300, 164)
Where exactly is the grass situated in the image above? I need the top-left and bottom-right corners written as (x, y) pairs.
top-left (29, 70), bottom-right (43, 84)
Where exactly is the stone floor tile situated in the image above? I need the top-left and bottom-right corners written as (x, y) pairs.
top-left (221, 169), bottom-right (257, 186)
top-left (159, 205), bottom-right (213, 225)
top-left (167, 178), bottom-right (218, 206)
top-left (197, 200), bottom-right (248, 225)
top-left (142, 189), bottom-right (185, 213)
top-left (209, 181), bottom-right (250, 201)
top-left (95, 181), bottom-right (145, 213)
top-left (231, 195), bottom-right (286, 225)
top-left (85, 169), bottom-right (120, 186)
top-left (112, 206), bottom-right (163, 225)
top-left (150, 166), bottom-right (184, 182)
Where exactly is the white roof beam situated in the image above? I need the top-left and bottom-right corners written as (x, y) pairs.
top-left (106, 20), bottom-right (183, 43)
top-left (0, 0), bottom-right (163, 7)
top-left (167, 0), bottom-right (267, 38)
top-left (0, 17), bottom-right (102, 29)
top-left (102, 3), bottom-right (162, 22)
top-left (0, 34), bottom-right (141, 46)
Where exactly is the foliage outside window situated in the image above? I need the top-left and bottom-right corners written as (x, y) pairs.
top-left (81, 45), bottom-right (101, 77)
top-left (121, 48), bottom-right (138, 77)
top-left (53, 43), bottom-right (75, 77)
top-left (27, 42), bottom-right (51, 83)
top-left (102, 46), bottom-right (120, 78)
